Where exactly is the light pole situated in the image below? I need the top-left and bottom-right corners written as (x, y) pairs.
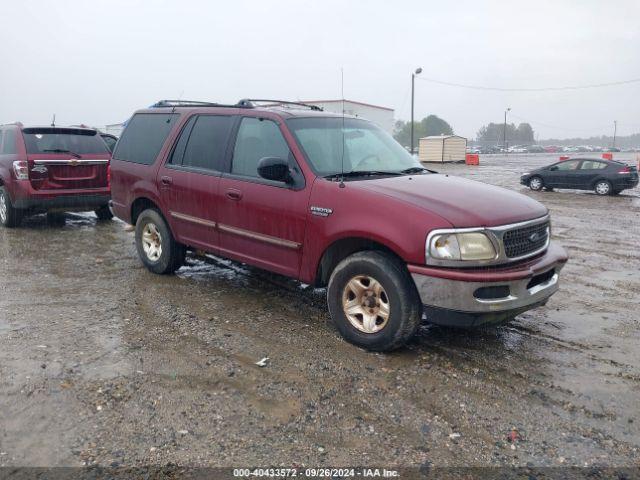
top-left (613, 120), bottom-right (617, 148)
top-left (503, 108), bottom-right (511, 151)
top-left (411, 67), bottom-right (422, 155)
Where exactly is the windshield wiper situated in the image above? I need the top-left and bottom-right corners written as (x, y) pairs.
top-left (324, 170), bottom-right (403, 179)
top-left (400, 167), bottom-right (429, 174)
top-left (43, 149), bottom-right (82, 159)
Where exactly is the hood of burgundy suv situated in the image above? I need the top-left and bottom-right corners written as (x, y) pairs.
top-left (353, 173), bottom-right (548, 228)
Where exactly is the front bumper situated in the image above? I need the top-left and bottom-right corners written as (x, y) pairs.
top-left (408, 242), bottom-right (568, 327)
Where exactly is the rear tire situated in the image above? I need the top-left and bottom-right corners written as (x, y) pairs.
top-left (0, 187), bottom-right (22, 228)
top-left (135, 208), bottom-right (185, 274)
top-left (327, 251), bottom-right (422, 351)
top-left (95, 205), bottom-right (114, 221)
top-left (594, 180), bottom-right (612, 196)
top-left (528, 176), bottom-right (543, 191)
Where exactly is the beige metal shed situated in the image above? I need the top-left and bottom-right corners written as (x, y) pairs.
top-left (418, 135), bottom-right (467, 163)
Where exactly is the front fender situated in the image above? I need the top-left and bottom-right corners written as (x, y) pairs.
top-left (298, 178), bottom-right (453, 284)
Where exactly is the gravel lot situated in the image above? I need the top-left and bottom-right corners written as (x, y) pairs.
top-left (0, 153), bottom-right (638, 473)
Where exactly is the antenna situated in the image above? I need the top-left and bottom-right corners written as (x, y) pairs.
top-left (339, 68), bottom-right (345, 188)
top-left (51, 114), bottom-right (56, 127)
top-left (171, 90), bottom-right (184, 115)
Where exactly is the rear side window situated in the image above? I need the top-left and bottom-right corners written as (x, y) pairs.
top-left (170, 115), bottom-right (234, 171)
top-left (1, 129), bottom-right (17, 155)
top-left (231, 117), bottom-right (290, 178)
top-left (22, 128), bottom-right (107, 154)
top-left (113, 113), bottom-right (178, 165)
top-left (580, 160), bottom-right (607, 170)
top-left (556, 160), bottom-right (579, 171)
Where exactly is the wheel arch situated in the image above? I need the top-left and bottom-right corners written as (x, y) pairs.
top-left (131, 197), bottom-right (163, 226)
top-left (591, 177), bottom-right (611, 188)
top-left (529, 174), bottom-right (544, 184)
top-left (314, 236), bottom-right (405, 288)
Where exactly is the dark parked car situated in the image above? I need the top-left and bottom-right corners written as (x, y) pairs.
top-left (100, 133), bottom-right (118, 153)
top-left (110, 99), bottom-right (567, 351)
top-left (521, 158), bottom-right (638, 195)
top-left (0, 123), bottom-right (112, 227)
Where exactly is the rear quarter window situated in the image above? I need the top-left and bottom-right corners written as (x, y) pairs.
top-left (1, 129), bottom-right (17, 155)
top-left (113, 113), bottom-right (178, 165)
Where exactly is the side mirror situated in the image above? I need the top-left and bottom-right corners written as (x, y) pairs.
top-left (257, 157), bottom-right (291, 183)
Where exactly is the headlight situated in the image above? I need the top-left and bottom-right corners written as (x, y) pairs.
top-left (428, 232), bottom-right (496, 261)
top-left (521, 172), bottom-right (530, 177)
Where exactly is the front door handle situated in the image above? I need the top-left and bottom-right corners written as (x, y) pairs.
top-left (226, 188), bottom-right (243, 201)
top-left (160, 176), bottom-right (173, 186)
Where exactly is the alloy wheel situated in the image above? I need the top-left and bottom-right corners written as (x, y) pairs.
top-left (341, 275), bottom-right (390, 334)
top-left (595, 181), bottom-right (610, 195)
top-left (0, 193), bottom-right (7, 223)
top-left (529, 177), bottom-right (542, 190)
top-left (141, 222), bottom-right (163, 261)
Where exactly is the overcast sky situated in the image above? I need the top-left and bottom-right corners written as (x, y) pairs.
top-left (2, 0), bottom-right (639, 139)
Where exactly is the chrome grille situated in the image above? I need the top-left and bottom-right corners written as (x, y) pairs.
top-left (503, 221), bottom-right (549, 258)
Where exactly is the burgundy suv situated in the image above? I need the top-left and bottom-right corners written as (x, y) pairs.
top-left (0, 124), bottom-right (112, 227)
top-left (110, 99), bottom-right (568, 351)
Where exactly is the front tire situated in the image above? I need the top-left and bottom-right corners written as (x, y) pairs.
top-left (135, 208), bottom-right (185, 274)
top-left (95, 205), bottom-right (114, 221)
top-left (528, 176), bottom-right (543, 191)
top-left (0, 187), bottom-right (22, 228)
top-left (594, 180), bottom-right (612, 196)
top-left (327, 251), bottom-right (422, 351)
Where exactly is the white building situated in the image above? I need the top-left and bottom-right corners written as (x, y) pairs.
top-left (104, 123), bottom-right (125, 137)
top-left (419, 135), bottom-right (467, 163)
top-left (303, 99), bottom-right (395, 134)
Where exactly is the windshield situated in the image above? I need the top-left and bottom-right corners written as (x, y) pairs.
top-left (286, 117), bottom-right (422, 176)
top-left (23, 128), bottom-right (109, 155)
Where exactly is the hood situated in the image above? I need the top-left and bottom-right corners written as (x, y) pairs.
top-left (352, 174), bottom-right (548, 228)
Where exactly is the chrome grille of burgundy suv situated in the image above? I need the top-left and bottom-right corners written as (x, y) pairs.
top-left (503, 221), bottom-right (550, 259)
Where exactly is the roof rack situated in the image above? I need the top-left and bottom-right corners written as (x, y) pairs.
top-left (236, 99), bottom-right (323, 111)
top-left (149, 99), bottom-right (324, 111)
top-left (151, 99), bottom-right (245, 108)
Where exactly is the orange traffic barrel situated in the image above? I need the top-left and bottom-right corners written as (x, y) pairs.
top-left (465, 154), bottom-right (479, 165)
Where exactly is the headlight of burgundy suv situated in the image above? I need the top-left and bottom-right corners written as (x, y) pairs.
top-left (427, 231), bottom-right (497, 262)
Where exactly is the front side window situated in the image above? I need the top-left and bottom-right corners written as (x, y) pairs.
top-left (555, 160), bottom-right (579, 171)
top-left (580, 160), bottom-right (607, 170)
top-left (231, 117), bottom-right (291, 178)
top-left (287, 117), bottom-right (422, 176)
top-left (113, 113), bottom-right (178, 165)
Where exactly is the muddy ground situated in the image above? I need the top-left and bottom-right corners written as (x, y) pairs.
top-left (0, 153), bottom-right (639, 472)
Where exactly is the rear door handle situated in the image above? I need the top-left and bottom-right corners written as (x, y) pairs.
top-left (160, 176), bottom-right (173, 186)
top-left (225, 188), bottom-right (243, 201)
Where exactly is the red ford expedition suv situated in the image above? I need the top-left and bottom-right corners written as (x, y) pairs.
top-left (0, 123), bottom-right (112, 227)
top-left (110, 99), bottom-right (568, 351)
